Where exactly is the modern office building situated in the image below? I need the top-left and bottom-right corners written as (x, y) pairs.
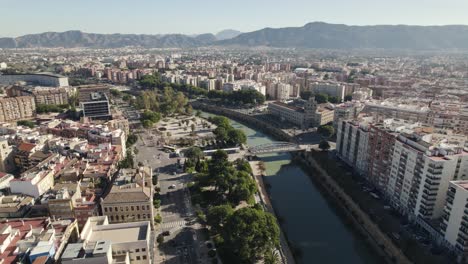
top-left (0, 73), bottom-right (69, 87)
top-left (81, 92), bottom-right (111, 119)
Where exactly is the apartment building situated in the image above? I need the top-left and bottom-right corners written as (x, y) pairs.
top-left (61, 216), bottom-right (151, 264)
top-left (0, 96), bottom-right (36, 122)
top-left (387, 132), bottom-right (468, 221)
top-left (0, 138), bottom-right (15, 172)
top-left (6, 85), bottom-right (71, 105)
top-left (309, 82), bottom-right (346, 101)
top-left (336, 118), bottom-right (372, 175)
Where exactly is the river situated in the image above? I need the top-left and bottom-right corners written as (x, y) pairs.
top-left (212, 114), bottom-right (381, 264)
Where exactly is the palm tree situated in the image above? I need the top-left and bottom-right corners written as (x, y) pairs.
top-left (263, 249), bottom-right (280, 264)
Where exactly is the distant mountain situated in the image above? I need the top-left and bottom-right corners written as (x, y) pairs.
top-left (215, 29), bottom-right (242, 40)
top-left (218, 22), bottom-right (468, 50)
top-left (3, 23), bottom-right (468, 50)
top-left (0, 30), bottom-right (216, 48)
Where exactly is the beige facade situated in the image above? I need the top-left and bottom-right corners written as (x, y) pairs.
top-left (0, 96), bottom-right (36, 122)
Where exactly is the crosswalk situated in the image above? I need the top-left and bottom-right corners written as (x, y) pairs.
top-left (161, 220), bottom-right (187, 231)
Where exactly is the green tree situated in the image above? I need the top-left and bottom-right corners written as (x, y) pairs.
top-left (319, 140), bottom-right (331, 151)
top-left (214, 127), bottom-right (228, 142)
top-left (157, 234), bottom-right (164, 244)
top-left (207, 204), bottom-right (234, 233)
top-left (300, 91), bottom-right (313, 100)
top-left (317, 125), bottom-right (335, 138)
top-left (221, 207), bottom-right (280, 263)
top-left (328, 96), bottom-right (340, 104)
top-left (344, 95), bottom-right (353, 102)
top-left (17, 120), bottom-right (36, 128)
top-left (314, 93), bottom-right (328, 104)
top-left (185, 147), bottom-right (204, 162)
top-left (264, 249), bottom-right (280, 264)
top-left (126, 134), bottom-right (138, 146)
top-left (227, 129), bottom-right (247, 145)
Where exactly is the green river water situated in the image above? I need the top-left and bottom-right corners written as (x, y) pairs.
top-left (204, 113), bottom-right (381, 264)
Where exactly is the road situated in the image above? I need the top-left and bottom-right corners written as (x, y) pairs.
top-left (135, 130), bottom-right (211, 264)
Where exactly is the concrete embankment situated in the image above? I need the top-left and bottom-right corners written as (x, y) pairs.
top-left (292, 151), bottom-right (412, 264)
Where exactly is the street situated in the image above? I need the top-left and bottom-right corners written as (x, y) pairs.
top-left (135, 130), bottom-right (211, 264)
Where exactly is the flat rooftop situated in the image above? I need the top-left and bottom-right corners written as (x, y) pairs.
top-left (90, 224), bottom-right (148, 243)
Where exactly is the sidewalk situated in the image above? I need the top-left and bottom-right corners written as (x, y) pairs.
top-left (249, 161), bottom-right (296, 264)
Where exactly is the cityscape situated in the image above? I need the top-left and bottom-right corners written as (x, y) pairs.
top-left (1, 1), bottom-right (468, 264)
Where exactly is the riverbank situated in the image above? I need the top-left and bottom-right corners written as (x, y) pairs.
top-left (195, 106), bottom-right (398, 263)
top-left (249, 160), bottom-right (296, 264)
top-left (292, 150), bottom-right (411, 264)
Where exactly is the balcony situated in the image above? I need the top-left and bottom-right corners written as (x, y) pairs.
top-left (427, 169), bottom-right (443, 175)
top-left (429, 163), bottom-right (443, 170)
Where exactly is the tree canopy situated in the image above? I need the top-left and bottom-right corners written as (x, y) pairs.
top-left (317, 125), bottom-right (335, 138)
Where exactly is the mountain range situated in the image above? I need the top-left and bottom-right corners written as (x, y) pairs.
top-left (2, 22), bottom-right (468, 50)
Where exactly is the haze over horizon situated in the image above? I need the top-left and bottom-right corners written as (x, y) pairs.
top-left (2, 0), bottom-right (468, 37)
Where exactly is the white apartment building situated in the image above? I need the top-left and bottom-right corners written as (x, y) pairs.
top-left (276, 83), bottom-right (291, 101)
top-left (386, 133), bottom-right (468, 221)
top-left (222, 80), bottom-right (266, 95)
top-left (336, 118), bottom-right (372, 175)
top-left (0, 138), bottom-right (14, 173)
top-left (441, 181), bottom-right (468, 260)
top-left (9, 167), bottom-right (55, 198)
top-left (310, 82), bottom-right (346, 101)
top-left (61, 216), bottom-right (151, 264)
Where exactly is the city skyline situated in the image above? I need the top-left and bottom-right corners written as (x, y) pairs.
top-left (1, 0), bottom-right (468, 37)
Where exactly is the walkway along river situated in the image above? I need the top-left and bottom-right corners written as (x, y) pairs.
top-left (201, 111), bottom-right (382, 264)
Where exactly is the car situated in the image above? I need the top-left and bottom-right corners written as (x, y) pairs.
top-left (162, 231), bottom-right (170, 236)
top-left (168, 184), bottom-right (176, 189)
top-left (370, 192), bottom-right (381, 199)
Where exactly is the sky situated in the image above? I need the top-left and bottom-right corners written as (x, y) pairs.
top-left (1, 0), bottom-right (468, 37)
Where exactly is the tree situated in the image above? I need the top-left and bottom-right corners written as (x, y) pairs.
top-left (264, 249), bottom-right (280, 264)
top-left (126, 134), bottom-right (138, 146)
top-left (314, 93), bottom-right (328, 104)
top-left (17, 120), bottom-right (36, 128)
top-left (221, 207), bottom-right (280, 263)
top-left (207, 204), bottom-right (234, 232)
top-left (227, 129), bottom-right (247, 145)
top-left (300, 91), bottom-right (313, 100)
top-left (344, 95), bottom-right (353, 102)
top-left (317, 125), bottom-right (335, 138)
top-left (328, 96), bottom-right (340, 104)
top-left (157, 234), bottom-right (164, 244)
top-left (185, 147), bottom-right (204, 162)
top-left (196, 110), bottom-right (202, 117)
top-left (191, 123), bottom-right (196, 133)
top-left (319, 140), bottom-right (331, 151)
top-left (214, 127), bottom-right (228, 142)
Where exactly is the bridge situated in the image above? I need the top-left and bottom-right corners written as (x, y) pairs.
top-left (248, 142), bottom-right (304, 155)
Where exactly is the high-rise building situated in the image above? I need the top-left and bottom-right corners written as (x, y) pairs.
top-left (0, 96), bottom-right (36, 122)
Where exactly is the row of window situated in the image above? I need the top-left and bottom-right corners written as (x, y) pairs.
top-left (104, 205), bottom-right (150, 213)
top-left (109, 214), bottom-right (151, 221)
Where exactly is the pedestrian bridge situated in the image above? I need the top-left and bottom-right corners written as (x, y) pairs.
top-left (248, 142), bottom-right (303, 155)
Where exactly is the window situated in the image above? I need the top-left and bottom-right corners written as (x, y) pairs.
top-left (143, 256), bottom-right (147, 260)
top-left (110, 215), bottom-right (114, 221)
top-left (126, 206), bottom-right (129, 211)
top-left (136, 249), bottom-right (140, 252)
top-left (142, 248), bottom-right (146, 252)
top-left (115, 207), bottom-right (118, 211)
top-left (136, 206), bottom-right (140, 210)
top-left (147, 214), bottom-right (150, 218)
top-left (136, 256), bottom-right (141, 260)
top-left (109, 207), bottom-right (112, 212)
top-left (131, 206), bottom-right (134, 211)
top-left (104, 207), bottom-right (108, 212)
top-left (137, 214), bottom-right (140, 219)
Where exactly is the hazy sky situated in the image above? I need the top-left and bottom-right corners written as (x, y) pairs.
top-left (2, 0), bottom-right (468, 37)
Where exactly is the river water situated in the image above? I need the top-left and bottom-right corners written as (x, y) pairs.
top-left (203, 112), bottom-right (381, 264)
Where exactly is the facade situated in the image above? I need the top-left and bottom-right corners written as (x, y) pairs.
top-left (0, 96), bottom-right (36, 122)
top-left (10, 166), bottom-right (55, 198)
top-left (78, 85), bottom-right (111, 103)
top-left (336, 119), bottom-right (371, 175)
top-left (0, 138), bottom-right (15, 172)
top-left (81, 92), bottom-right (111, 118)
top-left (442, 181), bottom-right (468, 259)
top-left (310, 82), bottom-right (346, 101)
top-left (268, 98), bottom-right (334, 128)
top-left (61, 216), bottom-right (151, 264)
top-left (7, 85), bottom-right (71, 105)
top-left (101, 168), bottom-right (154, 229)
top-left (0, 73), bottom-right (69, 87)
